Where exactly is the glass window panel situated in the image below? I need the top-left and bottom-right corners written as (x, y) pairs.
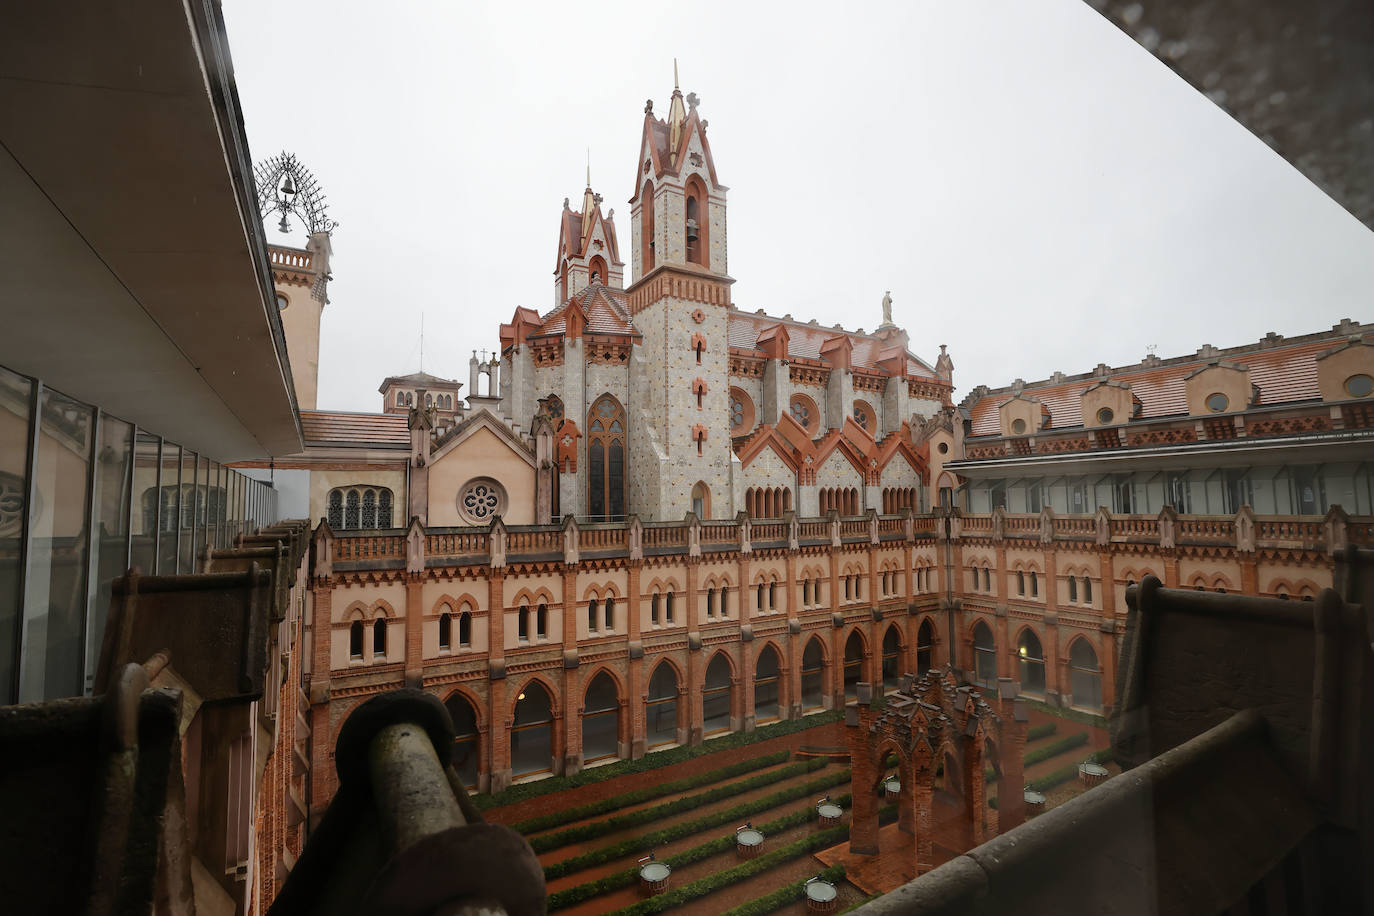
top-left (0, 366), bottom-right (34, 703)
top-left (158, 444), bottom-right (180, 574)
top-left (20, 387), bottom-right (93, 702)
top-left (87, 415), bottom-right (133, 695)
top-left (179, 449), bottom-right (196, 573)
top-left (130, 433), bottom-right (159, 576)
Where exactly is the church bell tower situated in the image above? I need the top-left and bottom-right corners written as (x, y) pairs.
top-left (625, 67), bottom-right (734, 519)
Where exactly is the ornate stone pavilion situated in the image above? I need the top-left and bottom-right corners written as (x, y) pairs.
top-left (845, 670), bottom-right (1027, 875)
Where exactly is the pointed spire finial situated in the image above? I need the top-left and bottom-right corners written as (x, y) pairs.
top-left (674, 58), bottom-right (679, 90)
top-left (586, 148), bottom-right (591, 188)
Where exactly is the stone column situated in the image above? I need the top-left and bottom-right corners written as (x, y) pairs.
top-left (627, 562), bottom-right (645, 757)
top-left (915, 777), bottom-right (935, 874)
top-left (996, 680), bottom-right (1027, 832)
top-left (1163, 550), bottom-right (1180, 588)
top-left (846, 704), bottom-right (880, 855)
top-left (404, 575), bottom-right (424, 689)
top-left (965, 740), bottom-right (985, 847)
top-left (487, 570), bottom-right (510, 791)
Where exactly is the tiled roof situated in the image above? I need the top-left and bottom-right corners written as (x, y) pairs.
top-left (537, 285), bottom-right (638, 337)
top-left (966, 337), bottom-right (1345, 437)
top-left (726, 310), bottom-right (939, 377)
top-left (300, 410), bottom-right (410, 447)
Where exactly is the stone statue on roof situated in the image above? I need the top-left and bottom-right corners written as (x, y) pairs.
top-left (880, 290), bottom-right (894, 327)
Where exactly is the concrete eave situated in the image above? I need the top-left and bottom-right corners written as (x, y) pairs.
top-left (0, 1), bottom-right (303, 459)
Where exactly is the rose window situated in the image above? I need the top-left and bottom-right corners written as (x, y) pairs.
top-left (790, 399), bottom-right (811, 427)
top-left (458, 478), bottom-right (506, 524)
top-left (730, 398), bottom-right (745, 428)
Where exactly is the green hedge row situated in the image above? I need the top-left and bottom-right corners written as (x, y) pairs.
top-left (476, 710), bottom-right (844, 811)
top-left (545, 767), bottom-right (852, 880)
top-left (604, 824), bottom-right (853, 915)
top-left (1026, 721), bottom-right (1058, 741)
top-left (988, 748), bottom-right (1115, 809)
top-left (1024, 697), bottom-right (1107, 729)
top-left (605, 803), bottom-right (899, 916)
top-left (717, 864), bottom-right (848, 916)
top-left (548, 793), bottom-right (856, 911)
top-left (515, 751), bottom-right (790, 834)
top-left (531, 757), bottom-right (828, 853)
top-left (985, 732), bottom-right (1088, 784)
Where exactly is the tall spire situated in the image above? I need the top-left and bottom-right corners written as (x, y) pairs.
top-left (581, 148), bottom-right (596, 238)
top-left (668, 61), bottom-right (687, 164)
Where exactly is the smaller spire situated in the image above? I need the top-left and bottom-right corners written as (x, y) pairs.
top-left (668, 61), bottom-right (687, 163)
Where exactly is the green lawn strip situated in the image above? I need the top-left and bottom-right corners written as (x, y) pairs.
top-left (476, 711), bottom-right (844, 812)
top-left (984, 732), bottom-right (1088, 783)
top-left (515, 750), bottom-right (791, 834)
top-left (544, 768), bottom-right (852, 881)
top-left (605, 804), bottom-right (900, 916)
top-left (547, 793), bottom-right (856, 911)
top-left (988, 747), bottom-right (1114, 808)
top-left (716, 864), bottom-right (847, 916)
top-left (530, 757), bottom-right (828, 853)
top-left (1023, 698), bottom-right (1107, 728)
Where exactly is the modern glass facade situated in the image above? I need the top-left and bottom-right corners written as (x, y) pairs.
top-left (0, 363), bottom-right (278, 705)
top-left (964, 463), bottom-right (1374, 517)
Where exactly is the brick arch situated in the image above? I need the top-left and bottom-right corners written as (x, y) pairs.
top-left (439, 684), bottom-right (486, 732)
top-left (801, 632), bottom-right (831, 663)
top-left (871, 735), bottom-right (910, 772)
top-left (704, 648), bottom-right (738, 682)
top-left (1012, 622), bottom-right (1045, 652)
top-left (431, 592), bottom-right (480, 616)
top-left (371, 599), bottom-right (398, 619)
top-left (967, 615), bottom-right (997, 645)
top-left (1119, 568), bottom-right (1156, 583)
top-left (881, 621), bottom-right (906, 650)
top-left (580, 665), bottom-right (626, 706)
top-left (509, 673), bottom-right (560, 718)
top-left (1063, 633), bottom-right (1100, 665)
top-left (842, 625), bottom-right (870, 657)
top-left (756, 638), bottom-right (787, 666)
top-left (343, 600), bottom-right (370, 622)
top-left (646, 576), bottom-right (682, 594)
top-left (580, 581), bottom-right (622, 601)
top-left (510, 587), bottom-right (556, 607)
top-left (329, 695), bottom-right (372, 748)
top-left (645, 655), bottom-right (687, 694)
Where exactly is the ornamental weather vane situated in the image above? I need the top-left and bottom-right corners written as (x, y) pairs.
top-left (254, 151), bottom-right (338, 236)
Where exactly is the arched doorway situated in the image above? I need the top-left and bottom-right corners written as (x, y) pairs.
top-left (703, 653), bottom-right (734, 735)
top-left (1069, 639), bottom-right (1102, 711)
top-left (972, 620), bottom-right (997, 688)
top-left (801, 637), bottom-right (826, 710)
top-left (511, 681), bottom-right (555, 779)
top-left (881, 626), bottom-right (902, 692)
top-left (843, 631), bottom-right (865, 700)
top-left (646, 662), bottom-right (679, 748)
top-left (445, 691), bottom-right (480, 790)
top-left (582, 671), bottom-right (621, 764)
top-left (755, 645), bottom-right (781, 723)
top-left (916, 619), bottom-right (934, 675)
top-left (1017, 628), bottom-right (1046, 696)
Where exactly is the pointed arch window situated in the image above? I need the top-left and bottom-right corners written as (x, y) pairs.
top-left (458, 611), bottom-right (471, 648)
top-left (640, 180), bottom-right (655, 274)
top-left (439, 611), bottom-right (452, 652)
top-left (349, 620), bottom-right (363, 660)
top-left (587, 395), bottom-right (626, 520)
top-left (373, 618), bottom-right (388, 658)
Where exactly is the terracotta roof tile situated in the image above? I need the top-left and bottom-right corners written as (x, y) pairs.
top-left (967, 337), bottom-right (1341, 437)
top-left (538, 285), bottom-right (638, 337)
top-left (300, 410), bottom-right (410, 447)
top-left (726, 311), bottom-right (938, 377)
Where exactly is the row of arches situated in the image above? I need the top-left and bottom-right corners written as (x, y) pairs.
top-left (745, 486), bottom-right (793, 519)
top-left (440, 620), bottom-right (943, 787)
top-left (819, 487), bottom-right (861, 516)
top-left (970, 619), bottom-right (1102, 710)
top-left (881, 487), bottom-right (919, 514)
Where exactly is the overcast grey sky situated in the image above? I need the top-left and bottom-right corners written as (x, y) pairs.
top-left (224, 0), bottom-right (1374, 414)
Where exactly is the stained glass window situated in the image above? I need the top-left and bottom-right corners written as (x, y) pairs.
top-left (588, 394), bottom-right (625, 519)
